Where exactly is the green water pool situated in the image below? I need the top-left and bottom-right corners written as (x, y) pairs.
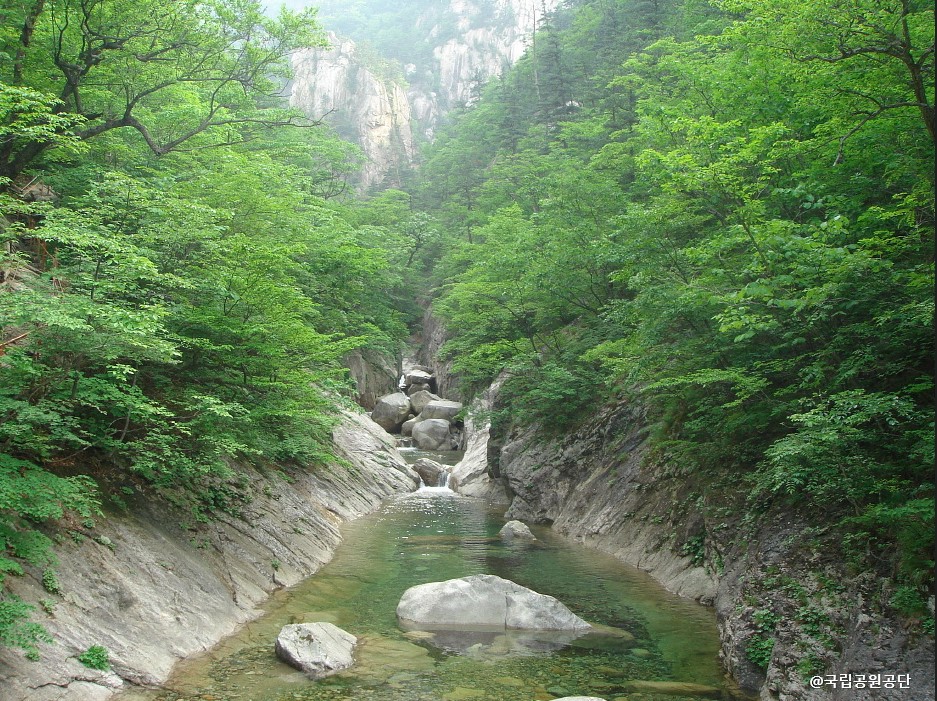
top-left (117, 487), bottom-right (741, 701)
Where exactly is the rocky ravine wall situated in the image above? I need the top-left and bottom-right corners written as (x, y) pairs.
top-left (290, 0), bottom-right (560, 190)
top-left (454, 385), bottom-right (935, 701)
top-left (0, 411), bottom-right (419, 701)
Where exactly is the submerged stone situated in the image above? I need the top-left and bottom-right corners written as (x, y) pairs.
top-left (620, 680), bottom-right (723, 697)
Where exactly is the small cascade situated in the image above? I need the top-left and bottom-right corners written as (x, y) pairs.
top-left (415, 468), bottom-right (454, 495)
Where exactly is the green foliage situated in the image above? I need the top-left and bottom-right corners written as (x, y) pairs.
top-left (40, 570), bottom-right (60, 596)
top-left (77, 644), bottom-right (110, 671)
top-left (410, 0), bottom-right (934, 608)
top-left (0, 0), bottom-right (417, 658)
top-left (745, 634), bottom-right (775, 669)
top-left (0, 596), bottom-right (51, 660)
top-left (796, 653), bottom-right (825, 680)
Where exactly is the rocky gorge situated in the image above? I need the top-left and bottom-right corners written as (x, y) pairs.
top-left (289, 0), bottom-right (559, 189)
top-left (432, 350), bottom-right (935, 701)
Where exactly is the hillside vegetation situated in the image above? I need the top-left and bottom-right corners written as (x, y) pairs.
top-left (0, 0), bottom-right (932, 679)
top-left (407, 0), bottom-right (935, 639)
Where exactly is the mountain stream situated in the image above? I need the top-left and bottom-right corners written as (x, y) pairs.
top-left (117, 450), bottom-right (739, 701)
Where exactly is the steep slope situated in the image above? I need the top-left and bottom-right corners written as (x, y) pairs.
top-left (0, 413), bottom-right (418, 701)
top-left (451, 377), bottom-right (935, 700)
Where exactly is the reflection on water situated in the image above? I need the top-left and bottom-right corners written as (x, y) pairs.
top-left (117, 489), bottom-right (743, 701)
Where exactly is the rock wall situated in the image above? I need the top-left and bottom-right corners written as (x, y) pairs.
top-left (451, 376), bottom-right (509, 503)
top-left (457, 381), bottom-right (935, 701)
top-left (0, 411), bottom-right (419, 701)
top-left (291, 35), bottom-right (416, 190)
top-left (343, 348), bottom-right (400, 410)
top-left (289, 0), bottom-right (559, 189)
top-left (416, 306), bottom-right (459, 400)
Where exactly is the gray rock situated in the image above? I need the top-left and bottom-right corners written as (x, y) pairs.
top-left (275, 622), bottom-right (356, 678)
top-left (406, 383), bottom-right (431, 396)
top-left (370, 392), bottom-right (412, 432)
top-left (396, 574), bottom-right (591, 631)
top-left (405, 369), bottom-right (434, 386)
top-left (411, 418), bottom-right (452, 450)
top-left (342, 349), bottom-right (398, 409)
top-left (500, 520), bottom-right (536, 541)
top-left (0, 405), bottom-right (419, 701)
top-left (450, 377), bottom-right (509, 502)
top-left (413, 458), bottom-right (448, 487)
top-left (401, 415), bottom-right (420, 436)
top-left (421, 399), bottom-right (463, 422)
top-left (409, 389), bottom-right (441, 415)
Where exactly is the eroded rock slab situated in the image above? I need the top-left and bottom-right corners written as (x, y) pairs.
top-left (421, 399), bottom-right (463, 422)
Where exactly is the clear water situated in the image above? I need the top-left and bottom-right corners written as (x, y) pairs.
top-left (118, 489), bottom-right (743, 701)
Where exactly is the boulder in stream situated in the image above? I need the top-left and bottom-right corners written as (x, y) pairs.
top-left (499, 520), bottom-right (537, 541)
top-left (412, 418), bottom-right (453, 450)
top-left (401, 415), bottom-right (420, 436)
top-left (413, 458), bottom-right (449, 487)
top-left (371, 392), bottom-right (412, 432)
top-left (396, 574), bottom-right (591, 632)
top-left (275, 622), bottom-right (357, 679)
top-left (409, 389), bottom-right (441, 415)
top-left (421, 399), bottom-right (463, 422)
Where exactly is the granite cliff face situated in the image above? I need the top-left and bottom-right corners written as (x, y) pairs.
top-left (289, 0), bottom-right (558, 189)
top-left (291, 36), bottom-right (416, 191)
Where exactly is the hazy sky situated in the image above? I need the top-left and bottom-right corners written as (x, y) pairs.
top-left (266, 0), bottom-right (317, 11)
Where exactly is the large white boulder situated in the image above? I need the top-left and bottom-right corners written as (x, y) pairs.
top-left (411, 418), bottom-right (453, 450)
top-left (396, 574), bottom-right (591, 631)
top-left (275, 622), bottom-right (356, 678)
top-left (421, 399), bottom-right (463, 422)
top-left (370, 392), bottom-right (412, 432)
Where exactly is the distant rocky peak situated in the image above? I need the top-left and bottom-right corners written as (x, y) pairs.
top-left (289, 0), bottom-right (558, 190)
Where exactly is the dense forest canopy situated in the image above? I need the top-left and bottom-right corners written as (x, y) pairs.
top-left (0, 0), bottom-right (425, 654)
top-left (0, 0), bottom-right (933, 671)
top-left (410, 0), bottom-right (934, 647)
